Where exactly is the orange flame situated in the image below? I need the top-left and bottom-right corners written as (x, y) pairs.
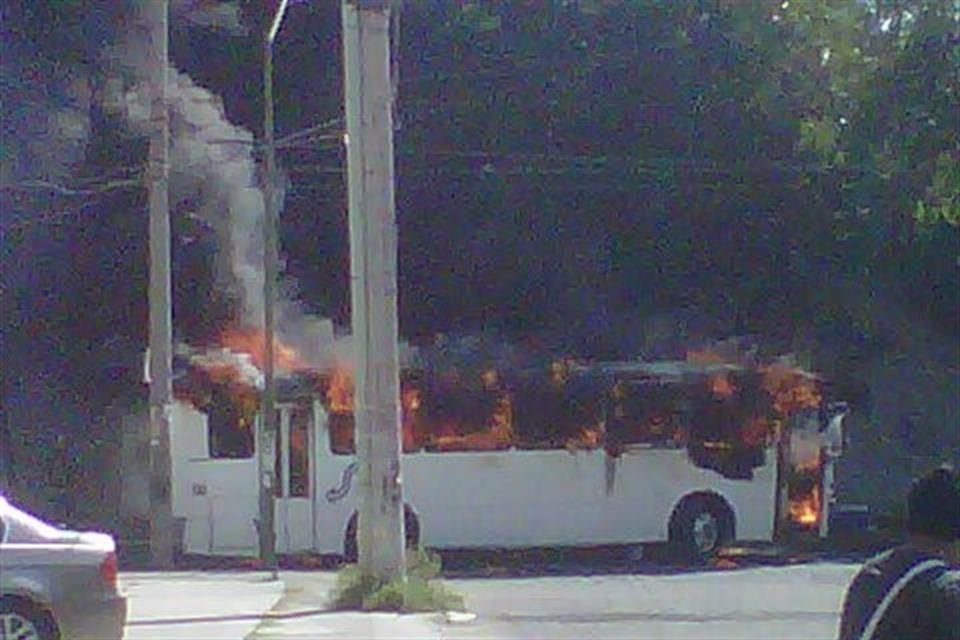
top-left (327, 365), bottom-right (354, 414)
top-left (789, 488), bottom-right (820, 526)
top-left (401, 387), bottom-right (422, 452)
top-left (402, 388), bottom-right (422, 412)
top-left (762, 363), bottom-right (821, 416)
top-left (565, 424), bottom-right (603, 450)
top-left (686, 347), bottom-right (732, 366)
top-left (220, 327), bottom-right (305, 373)
top-left (490, 394), bottom-right (513, 437)
top-left (709, 373), bottom-right (736, 398)
top-left (176, 360), bottom-right (260, 434)
top-left (550, 359), bottom-right (576, 386)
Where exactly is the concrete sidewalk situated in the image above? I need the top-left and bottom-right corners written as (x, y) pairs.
top-left (248, 571), bottom-right (450, 639)
top-left (123, 571), bottom-right (285, 640)
top-left (123, 560), bottom-right (856, 639)
top-left (123, 570), bottom-right (457, 640)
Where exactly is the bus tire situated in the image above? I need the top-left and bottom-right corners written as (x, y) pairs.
top-left (342, 505), bottom-right (421, 564)
top-left (668, 493), bottom-right (734, 564)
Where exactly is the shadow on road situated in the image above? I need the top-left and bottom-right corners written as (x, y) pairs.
top-left (496, 610), bottom-right (840, 624)
top-left (128, 607), bottom-right (338, 627)
top-left (436, 543), bottom-right (872, 579)
top-left (131, 541), bottom-right (877, 582)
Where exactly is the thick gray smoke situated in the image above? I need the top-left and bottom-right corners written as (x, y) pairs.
top-left (101, 2), bottom-right (337, 369)
top-left (108, 68), bottom-right (269, 327)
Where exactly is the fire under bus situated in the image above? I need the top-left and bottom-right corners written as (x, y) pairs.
top-left (159, 348), bottom-right (847, 562)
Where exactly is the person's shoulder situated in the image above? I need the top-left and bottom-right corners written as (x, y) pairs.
top-left (925, 568), bottom-right (960, 638)
top-left (859, 546), bottom-right (909, 574)
top-left (932, 569), bottom-right (960, 600)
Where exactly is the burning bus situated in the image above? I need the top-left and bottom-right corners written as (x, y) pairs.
top-left (137, 334), bottom-right (847, 561)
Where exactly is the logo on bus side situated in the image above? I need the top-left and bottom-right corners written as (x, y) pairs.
top-left (326, 462), bottom-right (359, 503)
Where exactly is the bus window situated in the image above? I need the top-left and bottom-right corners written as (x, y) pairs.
top-left (329, 413), bottom-right (355, 455)
top-left (206, 388), bottom-right (256, 459)
top-left (512, 378), bottom-right (602, 450)
top-left (605, 380), bottom-right (688, 450)
top-left (177, 368), bottom-right (257, 459)
top-left (418, 378), bottom-right (514, 452)
top-left (289, 406), bottom-right (310, 497)
top-left (327, 411), bottom-right (428, 455)
top-left (685, 372), bottom-right (769, 479)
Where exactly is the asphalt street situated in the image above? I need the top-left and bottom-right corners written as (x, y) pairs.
top-left (441, 562), bottom-right (859, 640)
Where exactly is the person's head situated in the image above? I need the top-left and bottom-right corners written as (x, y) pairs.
top-left (907, 467), bottom-right (960, 562)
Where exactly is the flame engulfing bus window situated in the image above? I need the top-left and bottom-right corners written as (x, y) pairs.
top-left (200, 381), bottom-right (256, 459)
top-left (683, 370), bottom-right (772, 479)
top-left (326, 369), bottom-right (515, 454)
top-left (785, 406), bottom-right (824, 526)
top-left (206, 392), bottom-right (256, 459)
top-left (175, 364), bottom-right (258, 459)
top-left (321, 359), bottom-right (822, 470)
top-left (417, 371), bottom-right (513, 452)
top-left (605, 379), bottom-right (689, 450)
top-left (510, 373), bottom-right (603, 450)
top-left (327, 387), bottom-right (430, 456)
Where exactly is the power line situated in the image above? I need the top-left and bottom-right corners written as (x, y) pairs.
top-left (0, 177), bottom-right (142, 197)
top-left (275, 117), bottom-right (343, 148)
top-left (0, 118), bottom-right (344, 201)
top-left (0, 148), bottom-right (924, 204)
top-left (1, 199), bottom-right (106, 233)
top-left (3, 137), bottom-right (942, 233)
top-left (198, 118), bottom-right (344, 151)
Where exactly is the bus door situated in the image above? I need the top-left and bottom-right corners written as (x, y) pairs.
top-left (778, 403), bottom-right (847, 538)
top-left (819, 402), bottom-right (847, 537)
top-left (274, 404), bottom-right (315, 553)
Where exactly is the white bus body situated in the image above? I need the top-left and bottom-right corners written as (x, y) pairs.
top-left (168, 399), bottom-right (782, 558)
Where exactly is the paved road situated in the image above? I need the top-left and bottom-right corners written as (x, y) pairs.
top-left (442, 562), bottom-right (860, 640)
top-left (121, 560), bottom-right (862, 639)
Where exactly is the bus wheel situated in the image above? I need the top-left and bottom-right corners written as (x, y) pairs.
top-left (342, 505), bottom-right (421, 564)
top-left (668, 494), bottom-right (734, 564)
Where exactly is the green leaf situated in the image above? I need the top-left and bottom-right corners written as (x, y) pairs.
top-left (461, 4), bottom-right (502, 34)
top-left (799, 118), bottom-right (838, 158)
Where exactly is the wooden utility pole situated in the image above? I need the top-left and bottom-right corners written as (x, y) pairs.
top-left (145, 0), bottom-right (175, 569)
top-left (342, 0), bottom-right (406, 581)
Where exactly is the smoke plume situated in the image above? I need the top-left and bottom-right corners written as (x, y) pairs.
top-left (102, 2), bottom-right (335, 368)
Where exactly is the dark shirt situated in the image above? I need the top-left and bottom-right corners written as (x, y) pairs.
top-left (838, 545), bottom-right (960, 640)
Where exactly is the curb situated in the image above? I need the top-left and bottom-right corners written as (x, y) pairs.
top-left (444, 610), bottom-right (479, 624)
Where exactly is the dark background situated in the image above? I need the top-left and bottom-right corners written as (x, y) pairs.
top-left (1, 0), bottom-right (957, 519)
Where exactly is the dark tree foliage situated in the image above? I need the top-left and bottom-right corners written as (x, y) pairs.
top-left (1, 0), bottom-right (957, 461)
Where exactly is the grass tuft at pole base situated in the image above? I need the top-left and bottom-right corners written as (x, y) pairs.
top-left (330, 549), bottom-right (465, 613)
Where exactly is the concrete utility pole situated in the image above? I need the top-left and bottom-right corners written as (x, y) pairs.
top-left (145, 0), bottom-right (175, 569)
top-left (258, 0), bottom-right (291, 579)
top-left (342, 0), bottom-right (406, 581)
